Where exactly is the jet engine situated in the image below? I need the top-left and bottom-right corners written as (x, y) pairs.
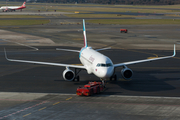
top-left (63, 68), bottom-right (75, 81)
top-left (121, 67), bottom-right (133, 80)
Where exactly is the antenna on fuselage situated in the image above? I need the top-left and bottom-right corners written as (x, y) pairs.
top-left (83, 19), bottom-right (88, 48)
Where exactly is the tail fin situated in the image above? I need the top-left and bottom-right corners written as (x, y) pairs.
top-left (83, 19), bottom-right (88, 48)
top-left (22, 2), bottom-right (26, 7)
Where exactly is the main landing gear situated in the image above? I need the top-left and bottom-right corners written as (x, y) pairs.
top-left (110, 74), bottom-right (117, 81)
top-left (73, 68), bottom-right (81, 82)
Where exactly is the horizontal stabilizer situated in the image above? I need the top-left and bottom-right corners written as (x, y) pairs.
top-left (56, 48), bottom-right (80, 53)
top-left (95, 47), bottom-right (111, 51)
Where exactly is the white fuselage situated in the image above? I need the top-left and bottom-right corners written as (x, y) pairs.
top-left (1, 6), bottom-right (19, 9)
top-left (79, 47), bottom-right (114, 79)
top-left (0, 4), bottom-right (25, 11)
top-left (0, 6), bottom-right (20, 10)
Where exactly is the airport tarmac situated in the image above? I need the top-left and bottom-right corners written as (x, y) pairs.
top-left (0, 92), bottom-right (180, 120)
top-left (0, 13), bottom-right (180, 119)
top-left (0, 45), bottom-right (179, 119)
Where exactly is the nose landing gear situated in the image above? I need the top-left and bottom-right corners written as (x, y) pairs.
top-left (110, 74), bottom-right (117, 81)
top-left (100, 78), bottom-right (106, 88)
top-left (73, 68), bottom-right (81, 82)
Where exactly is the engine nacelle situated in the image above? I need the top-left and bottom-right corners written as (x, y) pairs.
top-left (63, 68), bottom-right (75, 81)
top-left (121, 67), bottom-right (133, 80)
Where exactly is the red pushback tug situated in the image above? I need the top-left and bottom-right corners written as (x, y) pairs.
top-left (76, 82), bottom-right (104, 96)
top-left (120, 29), bottom-right (128, 33)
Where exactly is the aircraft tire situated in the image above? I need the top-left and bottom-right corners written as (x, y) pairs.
top-left (90, 89), bottom-right (93, 96)
top-left (97, 87), bottom-right (100, 94)
top-left (114, 74), bottom-right (117, 81)
top-left (76, 76), bottom-right (80, 81)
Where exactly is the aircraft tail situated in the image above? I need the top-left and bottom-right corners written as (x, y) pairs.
top-left (83, 19), bottom-right (88, 48)
top-left (22, 2), bottom-right (26, 7)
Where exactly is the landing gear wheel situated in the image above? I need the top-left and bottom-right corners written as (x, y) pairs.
top-left (97, 87), bottom-right (100, 94)
top-left (114, 74), bottom-right (117, 81)
top-left (110, 76), bottom-right (112, 81)
top-left (110, 74), bottom-right (117, 81)
top-left (90, 89), bottom-right (94, 96)
top-left (73, 76), bottom-right (80, 82)
top-left (76, 76), bottom-right (80, 82)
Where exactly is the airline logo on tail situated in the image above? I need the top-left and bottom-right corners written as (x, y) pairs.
top-left (22, 2), bottom-right (26, 7)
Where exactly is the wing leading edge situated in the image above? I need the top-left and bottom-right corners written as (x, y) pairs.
top-left (114, 44), bottom-right (176, 68)
top-left (4, 48), bottom-right (86, 69)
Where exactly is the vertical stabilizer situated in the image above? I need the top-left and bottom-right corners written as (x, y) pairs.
top-left (83, 19), bottom-right (88, 47)
top-left (22, 2), bottom-right (26, 7)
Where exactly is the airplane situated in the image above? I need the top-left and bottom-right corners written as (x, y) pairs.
top-left (4, 19), bottom-right (176, 83)
top-left (0, 2), bottom-right (26, 12)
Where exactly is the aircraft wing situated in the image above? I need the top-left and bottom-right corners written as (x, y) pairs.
top-left (114, 44), bottom-right (176, 68)
top-left (95, 47), bottom-right (111, 51)
top-left (56, 48), bottom-right (80, 53)
top-left (4, 49), bottom-right (86, 69)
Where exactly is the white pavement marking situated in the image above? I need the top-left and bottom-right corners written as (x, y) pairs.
top-left (0, 101), bottom-right (48, 120)
top-left (2, 39), bottom-right (39, 51)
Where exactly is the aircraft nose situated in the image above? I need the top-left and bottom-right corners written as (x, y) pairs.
top-left (100, 67), bottom-right (114, 78)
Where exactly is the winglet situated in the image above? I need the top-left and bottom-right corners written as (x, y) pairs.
top-left (173, 44), bottom-right (176, 57)
top-left (83, 19), bottom-right (88, 48)
top-left (4, 48), bottom-right (8, 60)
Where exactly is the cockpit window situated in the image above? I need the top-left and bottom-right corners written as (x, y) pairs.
top-left (96, 63), bottom-right (112, 67)
top-left (106, 63), bottom-right (112, 67)
top-left (97, 63), bottom-right (100, 67)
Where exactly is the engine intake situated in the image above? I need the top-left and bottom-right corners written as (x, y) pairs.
top-left (63, 68), bottom-right (75, 81)
top-left (121, 67), bottom-right (133, 80)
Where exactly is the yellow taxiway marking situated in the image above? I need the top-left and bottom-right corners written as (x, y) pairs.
top-left (122, 48), bottom-right (180, 60)
top-left (147, 54), bottom-right (158, 59)
top-left (119, 78), bottom-right (132, 81)
top-left (173, 56), bottom-right (180, 60)
top-left (66, 97), bottom-right (72, 101)
top-left (38, 107), bottom-right (46, 111)
top-left (53, 102), bottom-right (60, 106)
top-left (23, 113), bottom-right (31, 117)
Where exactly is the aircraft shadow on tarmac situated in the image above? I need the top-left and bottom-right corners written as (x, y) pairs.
top-left (110, 70), bottom-right (178, 92)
